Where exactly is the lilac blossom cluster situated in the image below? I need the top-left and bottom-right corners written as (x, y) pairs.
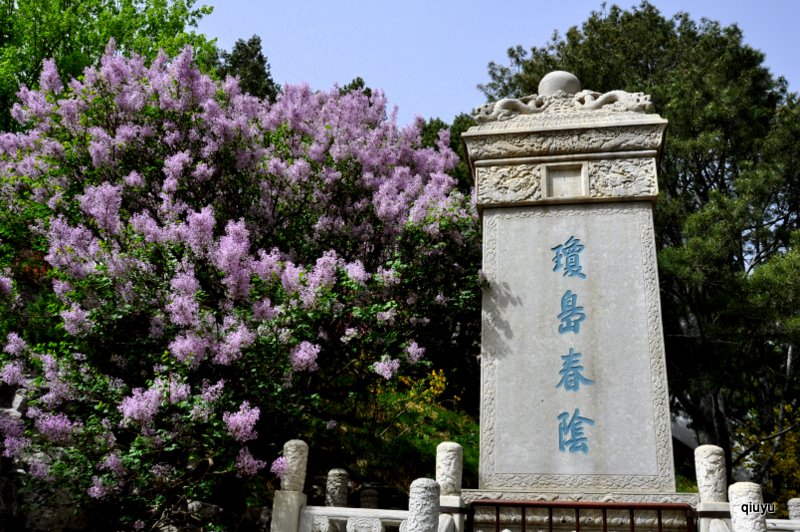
top-left (0, 42), bottom-right (479, 520)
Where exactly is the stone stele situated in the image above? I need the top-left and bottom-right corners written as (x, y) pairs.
top-left (463, 72), bottom-right (687, 501)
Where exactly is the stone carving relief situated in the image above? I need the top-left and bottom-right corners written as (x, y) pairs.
top-left (477, 164), bottom-right (541, 204)
top-left (465, 126), bottom-right (664, 160)
top-left (312, 515), bottom-right (332, 532)
top-left (345, 517), bottom-right (384, 532)
top-left (588, 158), bottom-right (657, 198)
top-left (407, 478), bottom-right (440, 531)
top-left (282, 439), bottom-right (309, 492)
top-left (473, 90), bottom-right (653, 124)
top-left (436, 442), bottom-right (463, 496)
top-left (325, 468), bottom-right (349, 507)
top-left (475, 157), bottom-right (657, 206)
top-left (695, 445), bottom-right (727, 502)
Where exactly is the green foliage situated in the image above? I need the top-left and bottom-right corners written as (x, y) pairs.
top-left (213, 34), bottom-right (280, 102)
top-left (481, 0), bottom-right (800, 500)
top-left (0, 0), bottom-right (215, 130)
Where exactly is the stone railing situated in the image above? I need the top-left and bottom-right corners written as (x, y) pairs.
top-left (271, 440), bottom-right (464, 532)
top-left (696, 445), bottom-right (800, 532)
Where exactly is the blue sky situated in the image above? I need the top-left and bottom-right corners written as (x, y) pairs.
top-left (197, 1), bottom-right (799, 126)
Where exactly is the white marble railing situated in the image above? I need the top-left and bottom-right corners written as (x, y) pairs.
top-left (298, 506), bottom-right (408, 531)
top-left (766, 519), bottom-right (800, 531)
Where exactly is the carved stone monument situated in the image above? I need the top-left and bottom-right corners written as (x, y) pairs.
top-left (462, 71), bottom-right (692, 503)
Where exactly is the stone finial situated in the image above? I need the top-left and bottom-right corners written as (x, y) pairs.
top-left (695, 445), bottom-right (727, 502)
top-left (788, 498), bottom-right (800, 520)
top-left (538, 71), bottom-right (581, 96)
top-left (728, 482), bottom-right (767, 532)
top-left (407, 478), bottom-right (440, 532)
top-left (436, 442), bottom-right (463, 496)
top-left (281, 439), bottom-right (308, 492)
top-left (325, 468), bottom-right (349, 507)
top-left (360, 488), bottom-right (379, 509)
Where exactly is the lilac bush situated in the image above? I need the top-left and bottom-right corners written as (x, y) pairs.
top-left (0, 43), bottom-right (480, 527)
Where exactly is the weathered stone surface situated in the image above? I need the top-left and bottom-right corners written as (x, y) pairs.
top-left (282, 439), bottom-right (308, 492)
top-left (461, 489), bottom-right (698, 505)
top-left (539, 71), bottom-right (581, 96)
top-left (464, 124), bottom-right (665, 161)
top-left (436, 442), bottom-right (463, 496)
top-left (479, 203), bottom-right (674, 491)
top-left (346, 516), bottom-right (384, 531)
top-left (476, 164), bottom-right (541, 205)
top-left (474, 157), bottom-right (658, 208)
top-left (360, 488), bottom-right (379, 509)
top-left (695, 445), bottom-right (727, 503)
top-left (407, 478), bottom-right (439, 532)
top-left (788, 498), bottom-right (800, 520)
top-left (588, 158), bottom-right (657, 198)
top-left (728, 482), bottom-right (767, 532)
top-left (326, 468), bottom-right (349, 507)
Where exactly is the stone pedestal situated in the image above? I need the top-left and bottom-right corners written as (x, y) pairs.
top-left (463, 72), bottom-right (687, 504)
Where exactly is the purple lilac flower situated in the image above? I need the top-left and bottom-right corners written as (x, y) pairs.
top-left (344, 260), bottom-right (369, 284)
top-left (326, 419), bottom-right (337, 430)
top-left (51, 279), bottom-right (71, 300)
top-left (235, 447), bottom-right (266, 477)
top-left (253, 248), bottom-right (281, 280)
top-left (29, 460), bottom-right (52, 480)
top-left (223, 401), bottom-right (259, 442)
top-left (40, 59), bottom-right (63, 94)
top-left (60, 304), bottom-right (92, 336)
top-left (214, 320), bottom-right (255, 365)
top-left (167, 377), bottom-right (190, 404)
top-left (101, 453), bottom-right (126, 477)
top-left (35, 412), bottom-right (81, 443)
top-left (376, 308), bottom-right (396, 323)
top-left (290, 341), bottom-right (320, 372)
top-left (118, 386), bottom-right (162, 423)
top-left (184, 206), bottom-right (215, 255)
top-left (169, 332), bottom-right (210, 366)
top-left (123, 170), bottom-right (144, 187)
top-left (77, 182), bottom-right (122, 233)
top-left (211, 220), bottom-right (252, 300)
top-left (340, 327), bottom-right (358, 344)
top-left (406, 341), bottom-right (425, 364)
top-left (1, 413), bottom-right (30, 458)
top-left (87, 476), bottom-right (109, 499)
top-left (4, 333), bottom-right (26, 356)
top-left (373, 356), bottom-right (401, 380)
top-left (0, 361), bottom-right (25, 386)
top-left (0, 274), bottom-right (12, 296)
top-left (201, 379), bottom-right (225, 403)
top-left (165, 264), bottom-right (200, 327)
top-left (377, 266), bottom-right (399, 285)
top-left (270, 456), bottom-right (288, 480)
top-left (252, 298), bottom-right (278, 321)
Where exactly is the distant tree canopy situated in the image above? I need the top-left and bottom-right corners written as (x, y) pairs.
top-left (481, 0), bottom-right (800, 506)
top-left (213, 34), bottom-right (280, 102)
top-left (0, 0), bottom-right (215, 130)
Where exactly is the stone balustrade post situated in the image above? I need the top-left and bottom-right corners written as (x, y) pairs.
top-left (729, 482), bottom-right (767, 532)
top-left (360, 488), bottom-right (379, 509)
top-left (326, 468), bottom-right (349, 507)
top-left (695, 445), bottom-right (732, 532)
top-left (271, 439), bottom-right (309, 532)
top-left (788, 498), bottom-right (800, 520)
top-left (436, 442), bottom-right (464, 532)
top-left (406, 478), bottom-right (440, 532)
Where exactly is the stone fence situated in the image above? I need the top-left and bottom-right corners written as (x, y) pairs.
top-left (270, 439), bottom-right (799, 532)
top-left (270, 440), bottom-right (463, 532)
